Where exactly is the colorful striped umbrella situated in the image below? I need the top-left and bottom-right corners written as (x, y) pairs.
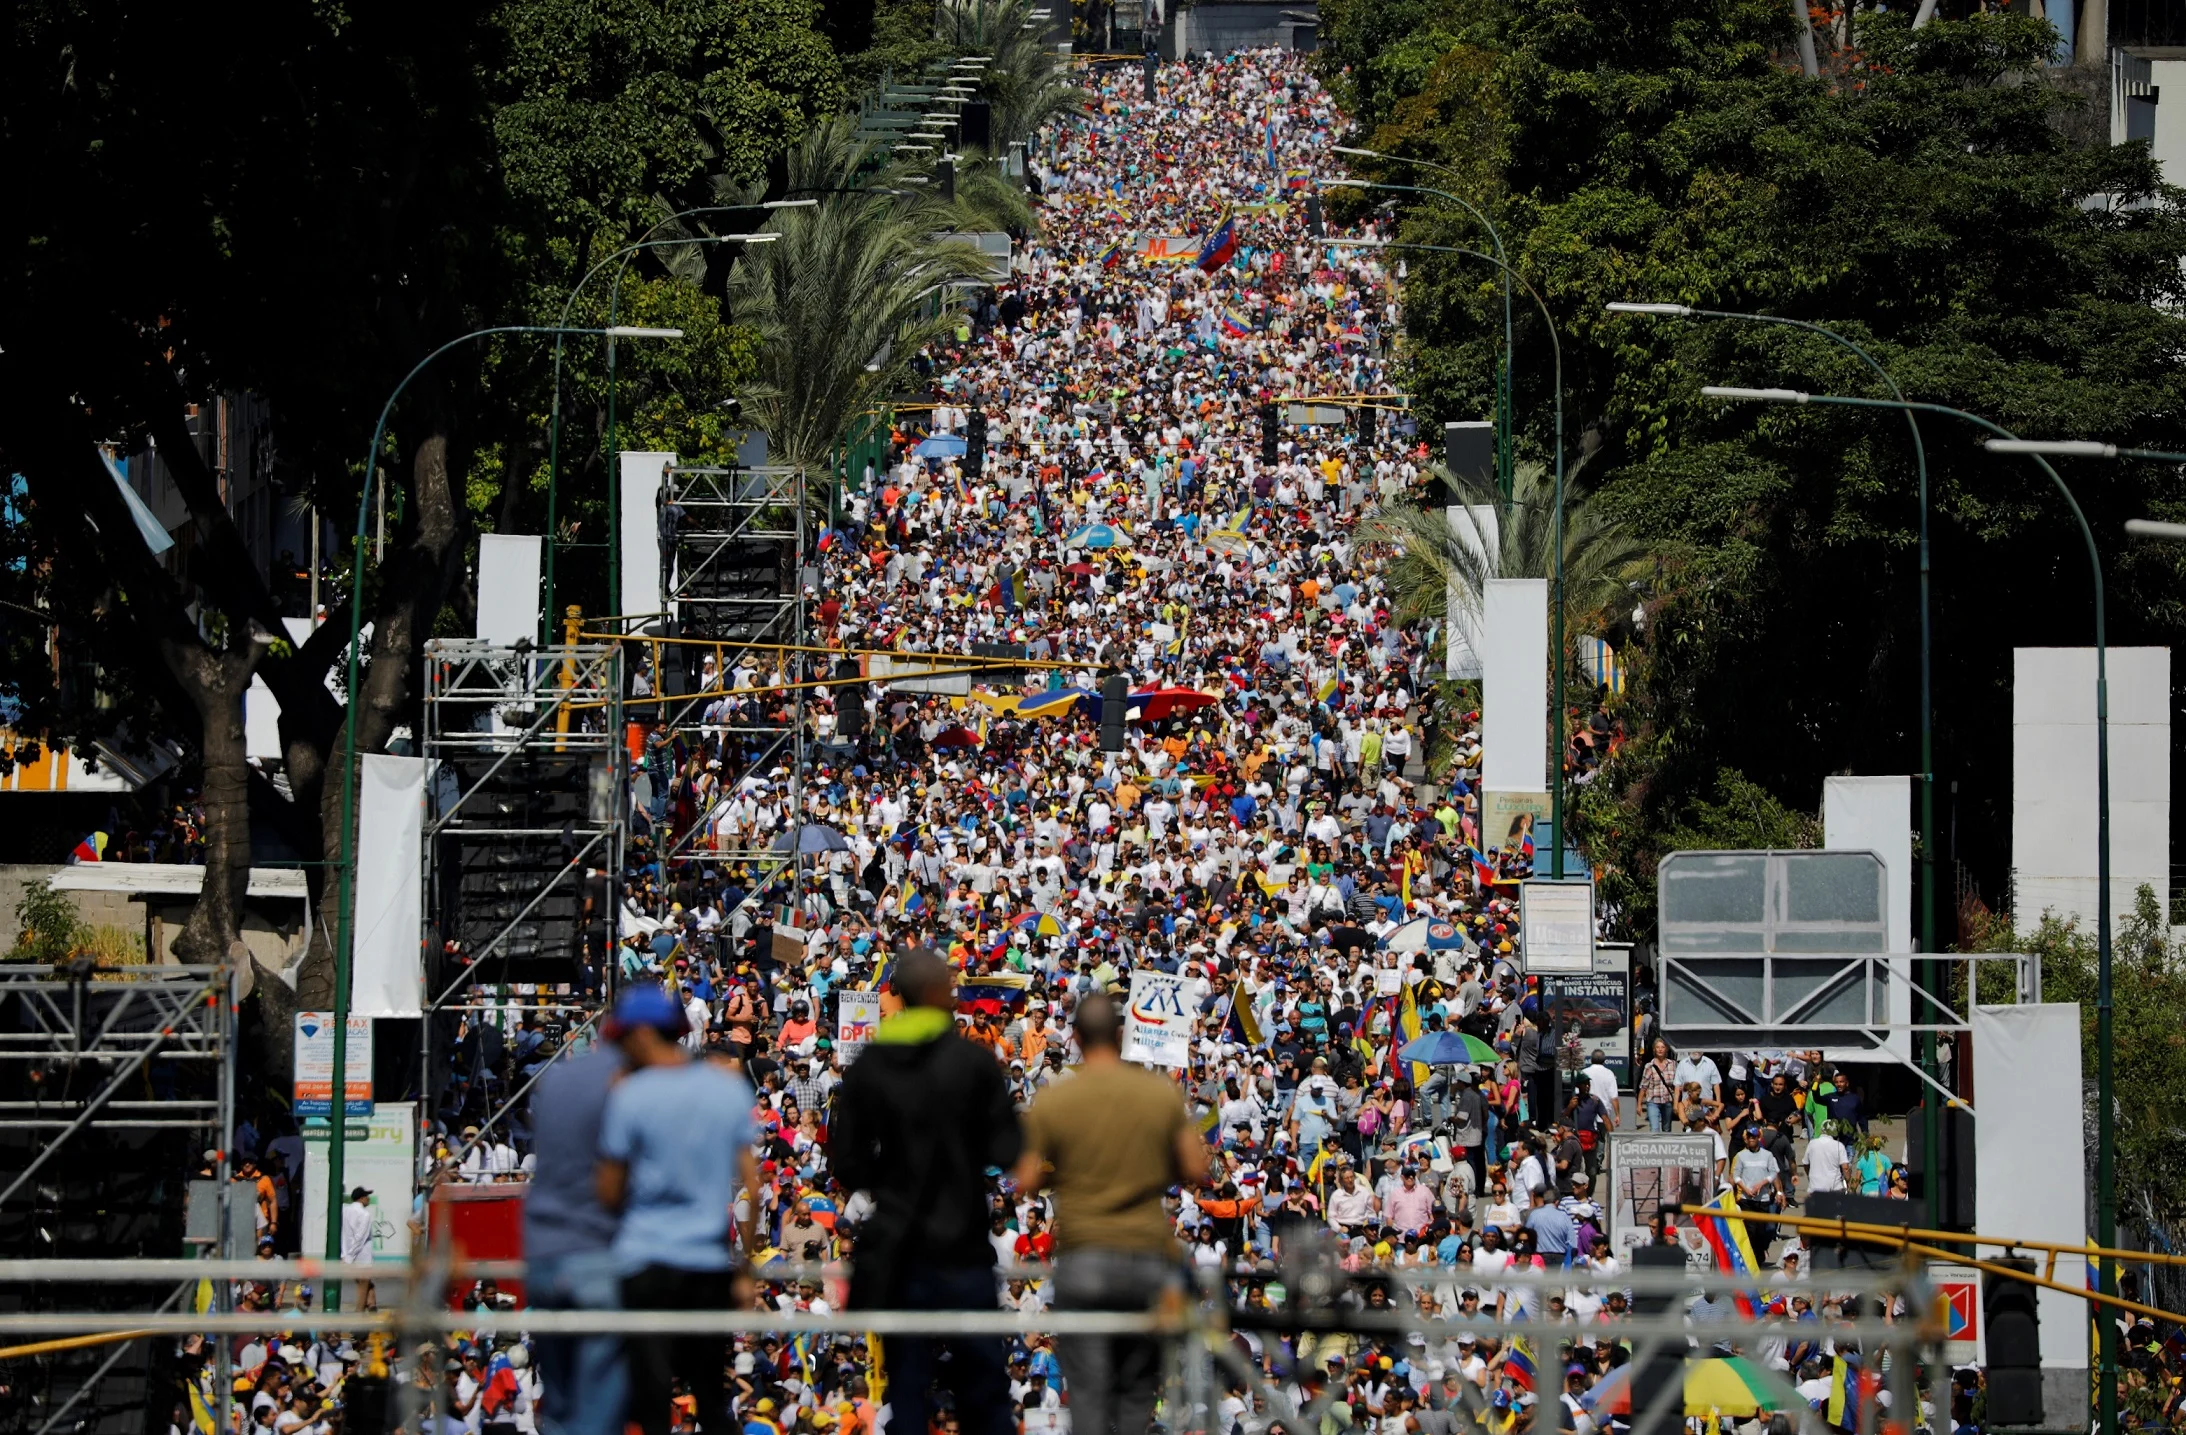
top-left (1582, 1357), bottom-right (1788, 1417)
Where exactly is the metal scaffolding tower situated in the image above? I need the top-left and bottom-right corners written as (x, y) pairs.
top-left (651, 463), bottom-right (810, 885)
top-left (418, 639), bottom-right (624, 1130)
top-left (0, 962), bottom-right (237, 1434)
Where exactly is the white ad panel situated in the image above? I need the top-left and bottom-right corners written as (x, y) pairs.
top-left (1823, 775), bottom-right (1912, 1061)
top-left (1971, 1003), bottom-right (2086, 1370)
top-left (476, 533), bottom-right (543, 645)
top-left (1481, 578), bottom-right (1547, 795)
top-left (619, 451), bottom-right (676, 621)
top-left (1520, 880), bottom-right (1594, 975)
top-left (303, 1102), bottom-right (417, 1265)
top-left (2012, 647), bottom-right (2169, 940)
top-left (351, 754), bottom-right (427, 1018)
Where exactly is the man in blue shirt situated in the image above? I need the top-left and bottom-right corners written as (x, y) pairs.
top-left (597, 984), bottom-right (759, 1435)
top-left (526, 1036), bottom-right (628, 1435)
top-left (1523, 1186), bottom-right (1576, 1267)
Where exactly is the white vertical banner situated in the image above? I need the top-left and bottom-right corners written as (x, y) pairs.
top-left (476, 533), bottom-right (543, 645)
top-left (1823, 775), bottom-right (1912, 1061)
top-left (1442, 504), bottom-right (1499, 679)
top-left (351, 754), bottom-right (427, 1018)
top-left (1971, 1003), bottom-right (2086, 1371)
top-left (619, 451), bottom-right (676, 621)
top-left (1481, 578), bottom-right (1548, 794)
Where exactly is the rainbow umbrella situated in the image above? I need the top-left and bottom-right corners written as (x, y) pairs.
top-left (1582, 1358), bottom-right (1787, 1417)
top-left (1012, 911), bottom-right (1066, 938)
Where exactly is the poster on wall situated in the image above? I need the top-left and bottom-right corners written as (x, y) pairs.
top-left (1121, 969), bottom-right (1193, 1069)
top-left (1604, 1131), bottom-right (1719, 1264)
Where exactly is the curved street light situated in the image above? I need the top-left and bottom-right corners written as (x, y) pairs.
top-left (324, 321), bottom-right (681, 1310)
top-left (1606, 302), bottom-right (1949, 1217)
top-left (1707, 385), bottom-right (2117, 1435)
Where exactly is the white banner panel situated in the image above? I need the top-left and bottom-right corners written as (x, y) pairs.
top-left (351, 754), bottom-right (426, 1018)
top-left (1823, 775), bottom-right (1912, 1061)
top-left (2013, 647), bottom-right (2169, 940)
top-left (1481, 578), bottom-right (1548, 794)
top-left (619, 451), bottom-right (676, 621)
top-left (1442, 505), bottom-right (1498, 679)
top-left (1971, 1002), bottom-right (2086, 1370)
top-left (476, 533), bottom-right (543, 645)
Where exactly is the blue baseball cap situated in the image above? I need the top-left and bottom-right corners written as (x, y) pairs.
top-left (606, 983), bottom-right (687, 1038)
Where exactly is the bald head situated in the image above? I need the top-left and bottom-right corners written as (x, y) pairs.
top-left (892, 947), bottom-right (954, 1010)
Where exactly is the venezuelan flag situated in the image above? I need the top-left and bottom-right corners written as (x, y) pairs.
top-left (1099, 238), bottom-right (1126, 269)
top-left (1504, 1337), bottom-right (1536, 1391)
top-left (1696, 1186), bottom-right (1764, 1317)
top-left (1467, 845), bottom-right (1499, 889)
top-left (1220, 309), bottom-right (1251, 338)
top-left (1196, 214), bottom-right (1238, 274)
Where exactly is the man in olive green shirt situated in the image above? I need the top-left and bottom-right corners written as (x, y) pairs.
top-left (1012, 994), bottom-right (1208, 1435)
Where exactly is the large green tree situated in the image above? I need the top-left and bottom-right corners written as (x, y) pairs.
top-left (1321, 0), bottom-right (2186, 932)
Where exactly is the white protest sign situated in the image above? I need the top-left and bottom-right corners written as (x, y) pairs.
top-left (1121, 969), bottom-right (1193, 1069)
top-left (837, 991), bottom-right (882, 1062)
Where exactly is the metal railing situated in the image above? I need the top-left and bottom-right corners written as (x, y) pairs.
top-left (0, 1250), bottom-right (1948, 1435)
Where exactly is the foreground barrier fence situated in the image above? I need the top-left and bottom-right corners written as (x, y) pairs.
top-left (0, 1253), bottom-right (1946, 1435)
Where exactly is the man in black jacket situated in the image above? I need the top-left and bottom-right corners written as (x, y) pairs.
top-left (833, 948), bottom-right (1022, 1435)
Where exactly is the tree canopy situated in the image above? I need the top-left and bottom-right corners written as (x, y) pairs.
top-left (1319, 0), bottom-right (2186, 933)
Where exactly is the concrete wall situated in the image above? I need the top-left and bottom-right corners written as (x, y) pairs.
top-left (1, 863), bottom-right (305, 967)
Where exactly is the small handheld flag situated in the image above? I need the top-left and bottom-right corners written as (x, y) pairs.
top-left (70, 832), bottom-right (107, 864)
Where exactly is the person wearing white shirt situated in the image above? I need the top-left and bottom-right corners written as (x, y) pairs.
top-left (1804, 1123), bottom-right (1854, 1195)
top-left (1579, 1053), bottom-right (1619, 1128)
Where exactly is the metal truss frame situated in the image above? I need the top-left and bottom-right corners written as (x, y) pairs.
top-left (656, 463), bottom-right (810, 882)
top-left (1658, 949), bottom-right (2037, 1113)
top-left (0, 964), bottom-right (233, 1203)
top-left (419, 640), bottom-right (626, 1125)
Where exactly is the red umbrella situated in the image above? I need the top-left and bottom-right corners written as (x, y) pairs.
top-left (1128, 687), bottom-right (1220, 723)
top-left (1064, 562), bottom-right (1096, 575)
top-left (931, 725), bottom-right (983, 749)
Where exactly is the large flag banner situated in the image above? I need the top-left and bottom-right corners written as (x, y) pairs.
top-left (1196, 215), bottom-right (1238, 273)
top-left (1122, 969), bottom-right (1194, 1068)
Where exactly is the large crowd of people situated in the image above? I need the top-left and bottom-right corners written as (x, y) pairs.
top-left (175, 45), bottom-right (1981, 1435)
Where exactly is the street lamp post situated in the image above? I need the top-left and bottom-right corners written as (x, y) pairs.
top-left (1328, 150), bottom-right (1517, 501)
top-left (1332, 236), bottom-right (1568, 879)
top-left (1606, 303), bottom-right (1949, 1218)
top-left (1710, 390), bottom-right (2115, 1435)
top-left (327, 322), bottom-right (681, 1311)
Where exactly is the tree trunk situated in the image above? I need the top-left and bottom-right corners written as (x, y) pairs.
top-left (166, 641), bottom-right (263, 968)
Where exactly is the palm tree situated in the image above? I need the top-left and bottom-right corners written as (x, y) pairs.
top-left (1359, 458), bottom-right (1652, 669)
top-left (938, 0), bottom-right (1083, 149)
top-left (717, 117), bottom-right (998, 475)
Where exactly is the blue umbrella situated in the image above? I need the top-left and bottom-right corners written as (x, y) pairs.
top-left (915, 434), bottom-right (967, 459)
top-left (1065, 522), bottom-right (1132, 550)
